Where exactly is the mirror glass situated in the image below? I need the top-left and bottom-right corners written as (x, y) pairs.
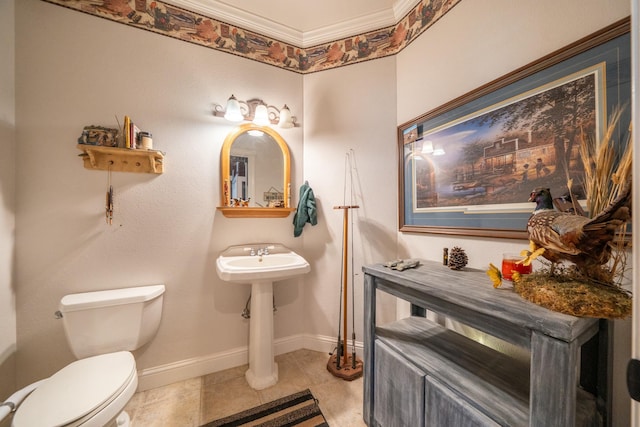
top-left (229, 132), bottom-right (283, 207)
top-left (218, 124), bottom-right (293, 218)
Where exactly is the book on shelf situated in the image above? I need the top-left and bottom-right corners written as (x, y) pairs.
top-left (123, 115), bottom-right (131, 148)
top-left (132, 123), bottom-right (140, 149)
top-left (123, 115), bottom-right (141, 149)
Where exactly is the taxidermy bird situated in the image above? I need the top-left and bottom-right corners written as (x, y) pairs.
top-left (552, 192), bottom-right (586, 216)
top-left (526, 183), bottom-right (631, 281)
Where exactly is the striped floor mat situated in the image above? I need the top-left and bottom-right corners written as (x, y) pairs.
top-left (202, 389), bottom-right (328, 427)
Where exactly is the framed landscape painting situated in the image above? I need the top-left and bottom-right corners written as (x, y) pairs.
top-left (399, 18), bottom-right (630, 239)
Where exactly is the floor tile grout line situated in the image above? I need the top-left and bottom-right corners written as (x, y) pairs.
top-left (127, 349), bottom-right (365, 426)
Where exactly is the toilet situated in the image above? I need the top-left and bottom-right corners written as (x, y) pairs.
top-left (11, 284), bottom-right (165, 427)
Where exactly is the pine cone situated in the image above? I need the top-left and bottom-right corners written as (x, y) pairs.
top-left (448, 246), bottom-right (468, 270)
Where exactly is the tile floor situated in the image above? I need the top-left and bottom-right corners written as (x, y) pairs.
top-left (124, 349), bottom-right (367, 426)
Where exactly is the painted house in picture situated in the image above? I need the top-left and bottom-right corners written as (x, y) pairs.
top-left (421, 129), bottom-right (585, 210)
top-left (481, 131), bottom-right (555, 184)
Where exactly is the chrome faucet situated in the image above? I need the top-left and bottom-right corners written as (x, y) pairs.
top-left (244, 245), bottom-right (274, 256)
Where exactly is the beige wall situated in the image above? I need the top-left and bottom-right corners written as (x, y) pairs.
top-left (14, 0), bottom-right (303, 386)
top-left (302, 58), bottom-right (399, 342)
top-left (0, 0), bottom-right (17, 403)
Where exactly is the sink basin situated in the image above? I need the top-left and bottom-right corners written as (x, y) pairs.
top-left (216, 244), bottom-right (310, 283)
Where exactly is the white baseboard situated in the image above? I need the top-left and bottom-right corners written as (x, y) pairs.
top-left (136, 333), bottom-right (363, 391)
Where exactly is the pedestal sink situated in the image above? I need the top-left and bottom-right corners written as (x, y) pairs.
top-left (216, 244), bottom-right (310, 389)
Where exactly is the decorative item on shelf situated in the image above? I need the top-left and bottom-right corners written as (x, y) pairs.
top-left (447, 246), bottom-right (468, 270)
top-left (223, 179), bottom-right (230, 207)
top-left (487, 241), bottom-right (540, 288)
top-left (501, 252), bottom-right (532, 281)
top-left (268, 200), bottom-right (285, 208)
top-left (139, 131), bottom-right (153, 149)
top-left (489, 108), bottom-right (632, 319)
top-left (486, 263), bottom-right (503, 288)
top-left (230, 198), bottom-right (250, 207)
top-left (78, 125), bottom-right (119, 147)
top-left (517, 179), bottom-right (632, 318)
top-left (442, 247), bottom-right (448, 265)
top-left (382, 259), bottom-right (420, 271)
top-left (263, 186), bottom-right (284, 206)
top-left (213, 95), bottom-right (297, 128)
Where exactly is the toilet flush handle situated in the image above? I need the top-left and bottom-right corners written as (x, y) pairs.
top-left (54, 310), bottom-right (63, 319)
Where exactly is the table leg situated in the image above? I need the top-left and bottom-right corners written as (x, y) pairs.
top-left (530, 331), bottom-right (578, 427)
top-left (363, 274), bottom-right (376, 425)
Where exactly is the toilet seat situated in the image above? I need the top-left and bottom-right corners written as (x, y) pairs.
top-left (13, 351), bottom-right (137, 427)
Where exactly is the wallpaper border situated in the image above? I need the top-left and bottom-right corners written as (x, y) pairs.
top-left (42, 0), bottom-right (462, 74)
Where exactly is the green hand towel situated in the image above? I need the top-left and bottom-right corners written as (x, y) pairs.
top-left (293, 182), bottom-right (317, 237)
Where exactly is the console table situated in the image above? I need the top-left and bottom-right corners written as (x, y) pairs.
top-left (363, 260), bottom-right (609, 427)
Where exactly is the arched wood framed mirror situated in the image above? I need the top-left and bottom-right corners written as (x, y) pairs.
top-left (217, 123), bottom-right (295, 218)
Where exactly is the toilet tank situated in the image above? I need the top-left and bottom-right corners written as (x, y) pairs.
top-left (59, 284), bottom-right (165, 359)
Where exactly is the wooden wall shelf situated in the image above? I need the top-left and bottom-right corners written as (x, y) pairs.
top-left (217, 207), bottom-right (295, 218)
top-left (77, 144), bottom-right (164, 174)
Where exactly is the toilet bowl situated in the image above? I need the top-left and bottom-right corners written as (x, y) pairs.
top-left (9, 284), bottom-right (165, 427)
top-left (12, 352), bottom-right (137, 427)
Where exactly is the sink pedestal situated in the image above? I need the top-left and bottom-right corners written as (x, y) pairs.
top-left (245, 280), bottom-right (278, 390)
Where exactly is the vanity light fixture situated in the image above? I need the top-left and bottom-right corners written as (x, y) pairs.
top-left (213, 95), bottom-right (298, 128)
top-left (223, 95), bottom-right (244, 122)
top-left (277, 105), bottom-right (295, 128)
top-left (253, 103), bottom-right (270, 126)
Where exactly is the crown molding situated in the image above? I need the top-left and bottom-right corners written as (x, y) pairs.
top-left (393, 0), bottom-right (423, 21)
top-left (169, 0), bottom-right (303, 46)
top-left (303, 9), bottom-right (396, 47)
top-left (167, 0), bottom-right (421, 48)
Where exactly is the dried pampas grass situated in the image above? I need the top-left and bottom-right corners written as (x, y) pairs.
top-left (579, 106), bottom-right (633, 215)
top-left (578, 105), bottom-right (632, 286)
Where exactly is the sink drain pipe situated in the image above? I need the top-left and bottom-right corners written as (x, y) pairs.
top-left (241, 294), bottom-right (277, 319)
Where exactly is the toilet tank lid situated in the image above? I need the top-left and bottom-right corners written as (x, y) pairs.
top-left (60, 284), bottom-right (165, 312)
